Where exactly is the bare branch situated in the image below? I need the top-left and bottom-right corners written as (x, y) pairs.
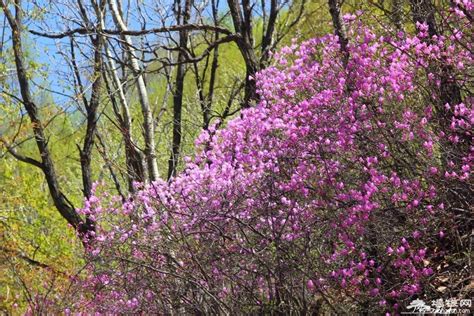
top-left (0, 137), bottom-right (44, 169)
top-left (29, 23), bottom-right (233, 39)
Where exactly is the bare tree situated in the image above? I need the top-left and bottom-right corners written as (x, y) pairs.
top-left (74, 0), bottom-right (106, 200)
top-left (103, 44), bottom-right (147, 189)
top-left (226, 0), bottom-right (260, 107)
top-left (227, 0), bottom-right (306, 108)
top-left (328, 0), bottom-right (349, 66)
top-left (108, 0), bottom-right (160, 182)
top-left (189, 0), bottom-right (221, 131)
top-left (168, 0), bottom-right (192, 179)
top-left (0, 0), bottom-right (93, 236)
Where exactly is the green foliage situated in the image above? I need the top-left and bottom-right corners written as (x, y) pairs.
top-left (0, 154), bottom-right (83, 314)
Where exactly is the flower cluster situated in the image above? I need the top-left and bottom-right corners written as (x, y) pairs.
top-left (71, 8), bottom-right (472, 314)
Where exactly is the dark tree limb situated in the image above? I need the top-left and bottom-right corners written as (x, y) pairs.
top-left (227, 0), bottom-right (260, 108)
top-left (168, 0), bottom-right (192, 180)
top-left (205, 0), bottom-right (220, 129)
top-left (261, 0), bottom-right (277, 64)
top-left (29, 23), bottom-right (233, 39)
top-left (0, 137), bottom-right (44, 169)
top-left (189, 0), bottom-right (220, 132)
top-left (0, 246), bottom-right (49, 269)
top-left (95, 131), bottom-right (125, 200)
top-left (328, 0), bottom-right (349, 66)
top-left (78, 0), bottom-right (106, 200)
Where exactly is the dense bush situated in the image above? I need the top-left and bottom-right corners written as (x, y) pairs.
top-left (69, 8), bottom-right (472, 315)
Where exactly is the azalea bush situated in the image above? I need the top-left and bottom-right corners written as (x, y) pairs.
top-left (68, 8), bottom-right (472, 315)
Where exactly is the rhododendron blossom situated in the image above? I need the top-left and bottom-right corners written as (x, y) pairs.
top-left (70, 10), bottom-right (472, 315)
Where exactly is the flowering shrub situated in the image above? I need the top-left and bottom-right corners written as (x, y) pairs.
top-left (71, 8), bottom-right (472, 315)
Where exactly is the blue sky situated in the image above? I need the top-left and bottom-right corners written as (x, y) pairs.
top-left (2, 0), bottom-right (232, 108)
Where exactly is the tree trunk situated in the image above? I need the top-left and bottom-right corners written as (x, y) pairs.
top-left (80, 3), bottom-right (104, 199)
top-left (108, 0), bottom-right (159, 182)
top-left (104, 45), bottom-right (147, 190)
top-left (168, 0), bottom-right (192, 179)
top-left (227, 0), bottom-right (260, 108)
top-left (328, 0), bottom-right (349, 67)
